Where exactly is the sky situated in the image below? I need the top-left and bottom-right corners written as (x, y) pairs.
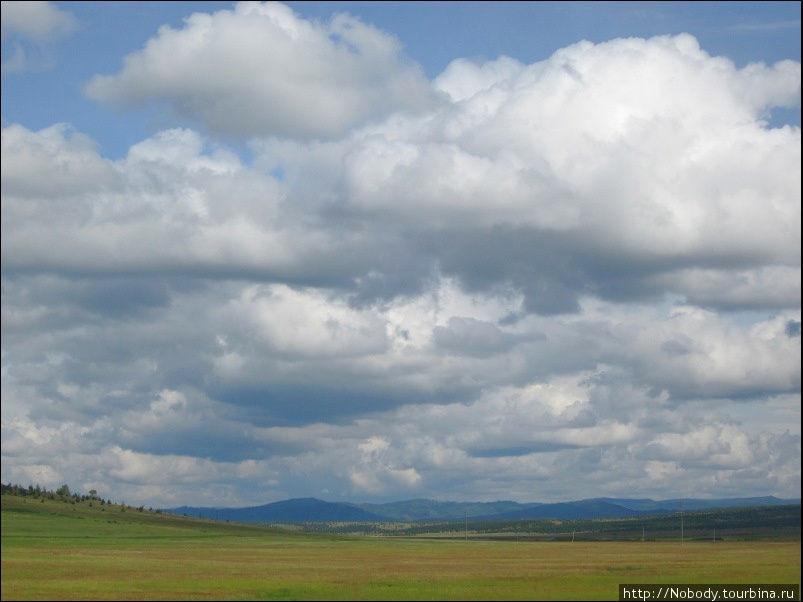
top-left (1, 1), bottom-right (800, 508)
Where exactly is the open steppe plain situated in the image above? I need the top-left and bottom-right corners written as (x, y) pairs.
top-left (2, 494), bottom-right (799, 600)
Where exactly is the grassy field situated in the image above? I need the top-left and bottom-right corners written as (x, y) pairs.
top-left (2, 494), bottom-right (800, 601)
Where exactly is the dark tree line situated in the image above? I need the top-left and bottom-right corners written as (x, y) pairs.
top-left (2, 482), bottom-right (164, 514)
top-left (2, 482), bottom-right (110, 505)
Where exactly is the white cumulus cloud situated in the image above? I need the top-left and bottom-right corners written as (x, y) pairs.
top-left (84, 1), bottom-right (436, 139)
top-left (1, 1), bottom-right (77, 40)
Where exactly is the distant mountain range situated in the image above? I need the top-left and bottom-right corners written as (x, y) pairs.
top-left (170, 497), bottom-right (385, 523)
top-left (166, 495), bottom-right (799, 523)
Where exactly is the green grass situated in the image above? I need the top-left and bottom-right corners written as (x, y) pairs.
top-left (2, 494), bottom-right (800, 600)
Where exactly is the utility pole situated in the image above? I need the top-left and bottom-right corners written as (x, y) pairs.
top-left (465, 510), bottom-right (468, 542)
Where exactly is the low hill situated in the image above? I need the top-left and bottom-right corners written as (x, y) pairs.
top-left (475, 499), bottom-right (662, 520)
top-left (169, 497), bottom-right (386, 523)
top-left (0, 491), bottom-right (281, 538)
top-left (5, 491), bottom-right (798, 543)
top-left (595, 496), bottom-right (799, 512)
top-left (355, 498), bottom-right (531, 521)
top-left (166, 495), bottom-right (800, 523)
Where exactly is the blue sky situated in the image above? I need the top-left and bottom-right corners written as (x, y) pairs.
top-left (1, 1), bottom-right (800, 507)
top-left (3, 2), bottom-right (800, 157)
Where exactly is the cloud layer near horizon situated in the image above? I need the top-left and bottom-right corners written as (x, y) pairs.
top-left (2, 2), bottom-right (800, 506)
